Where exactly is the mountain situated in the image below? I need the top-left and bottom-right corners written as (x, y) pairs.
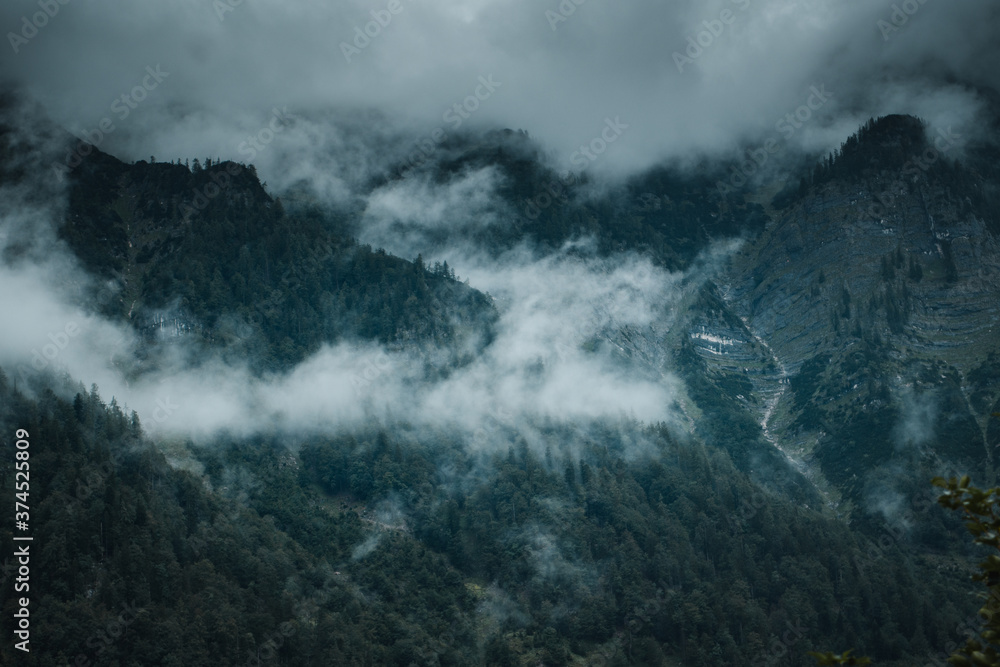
top-left (1, 98), bottom-right (998, 665)
top-left (62, 153), bottom-right (498, 374)
top-left (721, 115), bottom-right (1000, 504)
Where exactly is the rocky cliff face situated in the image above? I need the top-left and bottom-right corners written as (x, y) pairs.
top-left (708, 116), bottom-right (1000, 509)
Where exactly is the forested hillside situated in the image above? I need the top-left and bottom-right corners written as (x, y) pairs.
top-left (60, 150), bottom-right (497, 373)
top-left (0, 373), bottom-right (983, 665)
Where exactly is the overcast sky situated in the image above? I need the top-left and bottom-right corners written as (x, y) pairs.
top-left (2, 0), bottom-right (998, 182)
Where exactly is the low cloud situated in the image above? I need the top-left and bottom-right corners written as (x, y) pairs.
top-left (1, 84), bottom-right (733, 471)
top-left (893, 386), bottom-right (938, 451)
top-left (2, 0), bottom-right (997, 185)
top-left (360, 164), bottom-right (509, 256)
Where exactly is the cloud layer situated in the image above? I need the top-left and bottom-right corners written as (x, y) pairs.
top-left (2, 0), bottom-right (997, 454)
top-left (2, 0), bottom-right (997, 183)
top-left (0, 104), bottom-right (693, 445)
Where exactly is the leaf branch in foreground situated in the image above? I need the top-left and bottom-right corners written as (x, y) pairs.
top-left (932, 476), bottom-right (1000, 667)
top-left (807, 649), bottom-right (872, 665)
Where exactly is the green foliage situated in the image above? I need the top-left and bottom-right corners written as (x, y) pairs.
top-left (6, 365), bottom-right (969, 665)
top-left (968, 357), bottom-right (1000, 418)
top-left (771, 115), bottom-right (995, 232)
top-left (814, 476), bottom-right (1000, 667)
top-left (0, 375), bottom-right (489, 665)
top-left (790, 354), bottom-right (830, 426)
top-left (276, 418), bottom-right (976, 665)
top-left (808, 649), bottom-right (872, 665)
top-left (933, 476), bottom-right (1000, 667)
top-left (61, 153), bottom-right (498, 373)
top-left (7, 113), bottom-right (998, 666)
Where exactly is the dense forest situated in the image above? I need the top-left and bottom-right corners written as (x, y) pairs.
top-left (773, 114), bottom-right (998, 234)
top-left (61, 154), bottom-right (498, 374)
top-left (0, 371), bottom-right (985, 665)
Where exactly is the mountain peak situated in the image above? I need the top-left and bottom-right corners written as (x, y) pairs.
top-left (828, 114), bottom-right (929, 177)
top-left (856, 113), bottom-right (926, 142)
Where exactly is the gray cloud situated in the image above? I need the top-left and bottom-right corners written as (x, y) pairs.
top-left (893, 386), bottom-right (939, 451)
top-left (122, 240), bottom-right (691, 442)
top-left (2, 0), bottom-right (996, 184)
top-left (0, 92), bottom-right (701, 447)
top-left (0, 172), bottom-right (698, 450)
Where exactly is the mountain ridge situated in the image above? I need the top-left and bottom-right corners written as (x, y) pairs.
top-left (1, 100), bottom-right (998, 665)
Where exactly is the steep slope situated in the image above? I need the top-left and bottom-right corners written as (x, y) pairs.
top-left (0, 376), bottom-right (482, 666)
top-left (1, 375), bottom-right (982, 666)
top-left (337, 113), bottom-right (1000, 509)
top-left (719, 115), bottom-right (1000, 505)
top-left (56, 146), bottom-right (500, 374)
